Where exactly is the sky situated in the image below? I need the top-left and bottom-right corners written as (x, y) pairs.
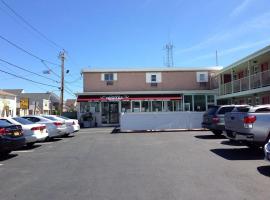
top-left (0, 0), bottom-right (270, 99)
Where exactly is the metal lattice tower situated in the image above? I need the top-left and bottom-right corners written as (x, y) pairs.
top-left (164, 42), bottom-right (174, 67)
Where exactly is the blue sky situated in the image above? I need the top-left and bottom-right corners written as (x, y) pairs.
top-left (0, 0), bottom-right (270, 99)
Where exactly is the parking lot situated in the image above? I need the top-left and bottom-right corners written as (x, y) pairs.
top-left (0, 128), bottom-right (270, 200)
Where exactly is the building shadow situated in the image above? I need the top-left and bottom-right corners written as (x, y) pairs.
top-left (220, 140), bottom-right (244, 146)
top-left (0, 153), bottom-right (18, 161)
top-left (210, 148), bottom-right (264, 160)
top-left (257, 166), bottom-right (270, 177)
top-left (195, 134), bottom-right (226, 140)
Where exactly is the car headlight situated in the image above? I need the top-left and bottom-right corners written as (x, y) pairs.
top-left (265, 141), bottom-right (270, 152)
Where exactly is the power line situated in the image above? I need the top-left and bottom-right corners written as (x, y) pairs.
top-left (0, 58), bottom-right (60, 83)
top-left (0, 67), bottom-right (59, 88)
top-left (41, 60), bottom-right (61, 78)
top-left (0, 34), bottom-right (60, 66)
top-left (0, 0), bottom-right (64, 50)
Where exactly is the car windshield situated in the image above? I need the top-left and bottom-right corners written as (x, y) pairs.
top-left (0, 119), bottom-right (12, 126)
top-left (42, 116), bottom-right (58, 121)
top-left (13, 117), bottom-right (33, 125)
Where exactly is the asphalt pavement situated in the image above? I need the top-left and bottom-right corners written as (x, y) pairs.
top-left (0, 128), bottom-right (270, 200)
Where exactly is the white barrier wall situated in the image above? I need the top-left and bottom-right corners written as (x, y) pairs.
top-left (120, 112), bottom-right (204, 132)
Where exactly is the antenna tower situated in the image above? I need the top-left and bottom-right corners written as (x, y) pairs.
top-left (164, 42), bottom-right (174, 67)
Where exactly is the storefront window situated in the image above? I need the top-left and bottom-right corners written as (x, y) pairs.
top-left (152, 101), bottom-right (162, 112)
top-left (194, 95), bottom-right (206, 111)
top-left (207, 95), bottom-right (215, 109)
top-left (132, 101), bottom-right (140, 112)
top-left (184, 95), bottom-right (193, 111)
top-left (80, 102), bottom-right (100, 113)
top-left (172, 100), bottom-right (182, 111)
top-left (121, 101), bottom-right (131, 112)
top-left (163, 101), bottom-right (173, 112)
top-left (141, 101), bottom-right (151, 112)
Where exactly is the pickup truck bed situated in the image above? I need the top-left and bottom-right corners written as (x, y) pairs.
top-left (224, 105), bottom-right (270, 146)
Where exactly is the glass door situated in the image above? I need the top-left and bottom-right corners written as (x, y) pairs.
top-left (109, 102), bottom-right (119, 124)
top-left (101, 102), bottom-right (119, 124)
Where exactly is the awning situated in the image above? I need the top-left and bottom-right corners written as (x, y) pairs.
top-left (77, 96), bottom-right (182, 102)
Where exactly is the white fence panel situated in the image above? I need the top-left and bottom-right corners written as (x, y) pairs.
top-left (120, 112), bottom-right (204, 132)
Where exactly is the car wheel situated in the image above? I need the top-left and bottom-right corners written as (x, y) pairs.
top-left (212, 130), bottom-right (222, 136)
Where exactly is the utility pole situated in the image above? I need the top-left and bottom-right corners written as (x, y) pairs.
top-left (59, 50), bottom-right (65, 115)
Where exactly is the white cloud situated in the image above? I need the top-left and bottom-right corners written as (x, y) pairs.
top-left (176, 12), bottom-right (270, 54)
top-left (230, 0), bottom-right (255, 18)
top-left (184, 39), bottom-right (270, 63)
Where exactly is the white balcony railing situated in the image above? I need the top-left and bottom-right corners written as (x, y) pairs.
top-left (219, 69), bottom-right (270, 95)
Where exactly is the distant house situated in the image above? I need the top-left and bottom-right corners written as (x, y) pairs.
top-left (0, 90), bottom-right (17, 117)
top-left (2, 90), bottom-right (60, 116)
top-left (64, 99), bottom-right (77, 112)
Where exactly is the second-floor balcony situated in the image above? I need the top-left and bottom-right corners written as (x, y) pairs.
top-left (219, 69), bottom-right (270, 96)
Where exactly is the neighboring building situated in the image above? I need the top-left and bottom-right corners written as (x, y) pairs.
top-left (19, 92), bottom-right (60, 115)
top-left (2, 90), bottom-right (60, 116)
top-left (0, 90), bottom-right (17, 117)
top-left (64, 99), bottom-right (77, 112)
top-left (217, 45), bottom-right (270, 105)
top-left (77, 67), bottom-right (221, 126)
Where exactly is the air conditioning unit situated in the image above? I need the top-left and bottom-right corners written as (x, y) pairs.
top-left (106, 81), bottom-right (113, 85)
top-left (150, 82), bottom-right (158, 87)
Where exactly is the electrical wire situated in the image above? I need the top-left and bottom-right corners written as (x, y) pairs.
top-left (0, 68), bottom-right (59, 88)
top-left (0, 58), bottom-right (60, 83)
top-left (0, 34), bottom-right (60, 66)
top-left (0, 0), bottom-right (64, 50)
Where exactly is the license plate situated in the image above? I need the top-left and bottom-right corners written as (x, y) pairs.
top-left (13, 132), bottom-right (20, 136)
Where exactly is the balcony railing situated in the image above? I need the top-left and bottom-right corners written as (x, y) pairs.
top-left (219, 69), bottom-right (270, 95)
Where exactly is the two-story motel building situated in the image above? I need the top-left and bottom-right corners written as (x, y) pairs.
top-left (77, 45), bottom-right (270, 127)
top-left (217, 45), bottom-right (270, 105)
top-left (77, 67), bottom-right (221, 126)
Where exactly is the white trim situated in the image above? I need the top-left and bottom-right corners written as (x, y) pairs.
top-left (82, 66), bottom-right (222, 73)
top-left (76, 90), bottom-right (218, 96)
top-left (217, 85), bottom-right (270, 99)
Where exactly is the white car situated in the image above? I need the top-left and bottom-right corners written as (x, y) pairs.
top-left (53, 116), bottom-right (80, 134)
top-left (0, 117), bottom-right (48, 147)
top-left (22, 116), bottom-right (67, 138)
top-left (41, 115), bottom-right (71, 136)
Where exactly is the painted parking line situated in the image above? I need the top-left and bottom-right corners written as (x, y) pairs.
top-left (0, 163), bottom-right (4, 166)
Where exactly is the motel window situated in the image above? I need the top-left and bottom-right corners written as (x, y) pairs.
top-left (194, 95), bottom-right (206, 111)
top-left (151, 75), bottom-right (157, 82)
top-left (121, 101), bottom-right (131, 112)
top-left (152, 101), bottom-right (162, 112)
top-left (141, 101), bottom-right (151, 112)
top-left (90, 102), bottom-right (100, 112)
top-left (132, 101), bottom-right (140, 112)
top-left (104, 73), bottom-right (114, 81)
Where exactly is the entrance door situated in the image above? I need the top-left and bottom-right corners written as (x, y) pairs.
top-left (101, 102), bottom-right (119, 124)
